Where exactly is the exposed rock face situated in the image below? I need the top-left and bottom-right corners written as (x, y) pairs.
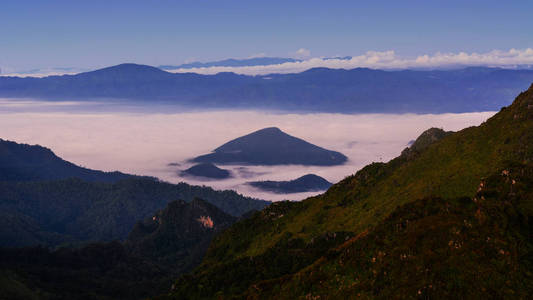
top-left (126, 198), bottom-right (236, 266)
top-left (197, 216), bottom-right (214, 228)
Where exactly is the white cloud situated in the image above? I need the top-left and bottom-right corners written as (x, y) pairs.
top-left (168, 48), bottom-right (533, 75)
top-left (4, 48), bottom-right (533, 78)
top-left (0, 67), bottom-right (88, 78)
top-left (293, 48), bottom-right (311, 58)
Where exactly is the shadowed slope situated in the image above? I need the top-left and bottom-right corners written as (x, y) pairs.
top-left (0, 198), bottom-right (238, 300)
top-left (0, 139), bottom-right (133, 182)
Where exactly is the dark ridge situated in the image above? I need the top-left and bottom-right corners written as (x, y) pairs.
top-left (0, 138), bottom-right (133, 183)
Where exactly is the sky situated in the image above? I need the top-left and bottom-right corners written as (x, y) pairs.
top-left (1, 0), bottom-right (533, 72)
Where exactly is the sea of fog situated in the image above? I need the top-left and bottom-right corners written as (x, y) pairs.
top-left (0, 99), bottom-right (496, 201)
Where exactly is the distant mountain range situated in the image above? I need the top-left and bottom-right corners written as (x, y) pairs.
top-left (191, 127), bottom-right (347, 166)
top-left (248, 174), bottom-right (332, 193)
top-left (2, 64), bottom-right (533, 113)
top-left (159, 57), bottom-right (301, 70)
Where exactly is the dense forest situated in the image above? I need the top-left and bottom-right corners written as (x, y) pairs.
top-left (0, 198), bottom-right (238, 299)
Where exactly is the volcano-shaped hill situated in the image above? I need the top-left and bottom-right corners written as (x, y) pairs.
top-left (164, 84), bottom-right (533, 299)
top-left (192, 127), bottom-right (347, 166)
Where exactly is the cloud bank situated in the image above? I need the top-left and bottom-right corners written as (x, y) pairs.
top-left (168, 48), bottom-right (533, 75)
top-left (0, 67), bottom-right (89, 78)
top-left (0, 100), bottom-right (496, 201)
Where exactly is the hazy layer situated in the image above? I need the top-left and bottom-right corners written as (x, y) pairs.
top-left (0, 99), bottom-right (495, 201)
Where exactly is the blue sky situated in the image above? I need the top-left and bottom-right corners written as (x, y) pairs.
top-left (1, 0), bottom-right (532, 71)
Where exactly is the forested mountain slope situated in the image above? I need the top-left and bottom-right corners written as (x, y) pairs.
top-left (0, 178), bottom-right (268, 248)
top-left (161, 84), bottom-right (533, 299)
top-left (0, 139), bottom-right (269, 247)
top-left (0, 198), bottom-right (237, 300)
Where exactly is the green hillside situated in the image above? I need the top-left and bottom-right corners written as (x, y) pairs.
top-left (161, 84), bottom-right (533, 299)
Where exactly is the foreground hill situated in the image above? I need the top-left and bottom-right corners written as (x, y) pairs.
top-left (0, 198), bottom-right (237, 300)
top-left (0, 138), bottom-right (133, 182)
top-left (248, 174), bottom-right (332, 193)
top-left (192, 127), bottom-right (347, 166)
top-left (161, 84), bottom-right (533, 299)
top-left (126, 198), bottom-right (236, 270)
top-left (2, 64), bottom-right (533, 113)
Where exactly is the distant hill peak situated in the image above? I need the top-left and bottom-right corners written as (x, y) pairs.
top-left (193, 127), bottom-right (347, 166)
top-left (259, 126), bottom-right (282, 132)
top-left (96, 63), bottom-right (165, 72)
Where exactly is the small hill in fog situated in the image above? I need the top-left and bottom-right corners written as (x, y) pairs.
top-left (180, 163), bottom-right (231, 180)
top-left (248, 174), bottom-right (332, 194)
